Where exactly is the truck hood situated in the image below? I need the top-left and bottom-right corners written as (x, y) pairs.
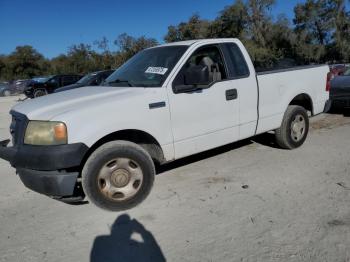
top-left (12, 86), bottom-right (147, 120)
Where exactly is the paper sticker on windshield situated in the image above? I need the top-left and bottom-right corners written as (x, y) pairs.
top-left (145, 67), bottom-right (168, 75)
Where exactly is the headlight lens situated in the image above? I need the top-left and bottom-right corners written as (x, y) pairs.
top-left (24, 121), bottom-right (68, 145)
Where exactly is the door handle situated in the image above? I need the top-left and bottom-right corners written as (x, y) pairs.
top-left (226, 89), bottom-right (238, 101)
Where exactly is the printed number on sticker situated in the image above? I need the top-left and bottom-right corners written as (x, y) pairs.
top-left (145, 67), bottom-right (168, 75)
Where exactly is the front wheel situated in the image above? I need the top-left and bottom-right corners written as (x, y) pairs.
top-left (275, 105), bottom-right (309, 149)
top-left (82, 141), bottom-right (155, 211)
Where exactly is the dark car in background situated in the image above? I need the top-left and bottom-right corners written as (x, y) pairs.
top-left (54, 70), bottom-right (114, 93)
top-left (330, 67), bottom-right (350, 109)
top-left (9, 79), bottom-right (32, 93)
top-left (0, 82), bottom-right (11, 97)
top-left (24, 75), bottom-right (82, 98)
top-left (0, 80), bottom-right (31, 97)
top-left (329, 64), bottom-right (349, 80)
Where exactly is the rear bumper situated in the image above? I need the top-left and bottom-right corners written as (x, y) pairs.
top-left (0, 140), bottom-right (89, 198)
top-left (330, 97), bottom-right (350, 108)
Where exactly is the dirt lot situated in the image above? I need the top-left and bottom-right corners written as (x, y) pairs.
top-left (0, 96), bottom-right (350, 262)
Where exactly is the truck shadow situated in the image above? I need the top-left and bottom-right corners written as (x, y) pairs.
top-left (250, 133), bottom-right (280, 149)
top-left (157, 135), bottom-right (278, 175)
top-left (90, 214), bottom-right (166, 262)
top-left (156, 139), bottom-right (252, 174)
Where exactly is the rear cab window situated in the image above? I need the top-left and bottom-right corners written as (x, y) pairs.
top-left (220, 43), bottom-right (250, 79)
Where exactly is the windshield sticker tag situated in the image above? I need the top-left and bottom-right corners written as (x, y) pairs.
top-left (145, 67), bottom-right (168, 75)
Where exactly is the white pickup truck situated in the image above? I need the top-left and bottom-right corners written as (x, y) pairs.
top-left (0, 39), bottom-right (330, 211)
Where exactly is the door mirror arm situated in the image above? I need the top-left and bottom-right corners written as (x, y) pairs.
top-left (173, 65), bottom-right (213, 94)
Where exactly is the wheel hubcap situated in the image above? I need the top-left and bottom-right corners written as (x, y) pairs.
top-left (291, 114), bottom-right (306, 142)
top-left (97, 158), bottom-right (143, 201)
top-left (111, 169), bottom-right (130, 188)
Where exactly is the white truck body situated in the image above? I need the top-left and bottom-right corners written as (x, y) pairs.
top-left (12, 39), bottom-right (329, 162)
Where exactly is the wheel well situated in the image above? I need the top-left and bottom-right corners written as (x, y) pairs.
top-left (81, 130), bottom-right (165, 168)
top-left (289, 94), bottom-right (313, 115)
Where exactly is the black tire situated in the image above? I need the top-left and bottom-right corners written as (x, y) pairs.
top-left (33, 89), bottom-right (47, 98)
top-left (82, 141), bottom-right (155, 211)
top-left (275, 105), bottom-right (309, 149)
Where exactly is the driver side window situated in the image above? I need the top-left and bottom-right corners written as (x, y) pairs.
top-left (173, 45), bottom-right (227, 88)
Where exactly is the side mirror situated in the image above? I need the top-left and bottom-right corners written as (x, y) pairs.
top-left (184, 65), bottom-right (211, 86)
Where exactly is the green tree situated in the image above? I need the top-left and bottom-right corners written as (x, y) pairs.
top-left (293, 0), bottom-right (334, 62)
top-left (329, 0), bottom-right (350, 62)
top-left (114, 33), bottom-right (158, 65)
top-left (208, 0), bottom-right (249, 38)
top-left (6, 45), bottom-right (48, 79)
top-left (0, 55), bottom-right (8, 81)
top-left (247, 0), bottom-right (275, 47)
top-left (164, 14), bottom-right (210, 42)
top-left (242, 0), bottom-right (280, 68)
top-left (94, 36), bottom-right (115, 69)
top-left (50, 54), bottom-right (70, 74)
top-left (66, 43), bottom-right (101, 73)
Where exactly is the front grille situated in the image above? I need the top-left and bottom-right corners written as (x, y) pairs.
top-left (10, 111), bottom-right (28, 146)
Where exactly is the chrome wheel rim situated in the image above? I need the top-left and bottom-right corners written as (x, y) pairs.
top-left (97, 158), bottom-right (143, 201)
top-left (291, 114), bottom-right (306, 142)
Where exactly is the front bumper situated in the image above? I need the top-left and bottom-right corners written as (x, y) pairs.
top-left (18, 168), bottom-right (79, 197)
top-left (0, 139), bottom-right (89, 198)
top-left (4, 143), bottom-right (89, 171)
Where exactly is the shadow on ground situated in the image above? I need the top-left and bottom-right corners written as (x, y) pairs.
top-left (251, 132), bottom-right (280, 149)
top-left (91, 214), bottom-right (166, 262)
top-left (156, 139), bottom-right (253, 174)
top-left (156, 133), bottom-right (279, 174)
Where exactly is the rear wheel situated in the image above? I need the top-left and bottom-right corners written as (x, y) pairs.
top-left (82, 141), bottom-right (155, 211)
top-left (275, 105), bottom-right (309, 149)
top-left (33, 89), bottom-right (47, 98)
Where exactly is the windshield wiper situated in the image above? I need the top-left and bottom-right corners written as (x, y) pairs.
top-left (106, 79), bottom-right (134, 87)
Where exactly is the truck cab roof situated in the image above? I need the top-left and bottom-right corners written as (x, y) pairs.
top-left (154, 38), bottom-right (239, 48)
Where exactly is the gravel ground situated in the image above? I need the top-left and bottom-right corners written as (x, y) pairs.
top-left (0, 96), bottom-right (350, 262)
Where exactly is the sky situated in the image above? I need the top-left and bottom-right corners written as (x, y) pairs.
top-left (0, 0), bottom-right (307, 58)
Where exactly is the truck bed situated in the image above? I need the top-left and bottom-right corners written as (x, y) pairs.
top-left (257, 64), bottom-right (327, 76)
top-left (256, 64), bottom-right (330, 134)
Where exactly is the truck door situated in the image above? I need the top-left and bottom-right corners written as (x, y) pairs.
top-left (219, 42), bottom-right (258, 140)
top-left (167, 44), bottom-right (240, 159)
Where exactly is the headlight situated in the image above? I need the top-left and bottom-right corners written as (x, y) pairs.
top-left (24, 121), bottom-right (68, 145)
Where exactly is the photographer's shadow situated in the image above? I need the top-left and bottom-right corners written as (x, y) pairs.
top-left (91, 214), bottom-right (166, 262)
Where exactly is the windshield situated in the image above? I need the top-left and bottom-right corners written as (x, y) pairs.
top-left (77, 73), bottom-right (97, 84)
top-left (32, 76), bottom-right (52, 83)
top-left (344, 68), bottom-right (350, 76)
top-left (104, 46), bottom-right (188, 87)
